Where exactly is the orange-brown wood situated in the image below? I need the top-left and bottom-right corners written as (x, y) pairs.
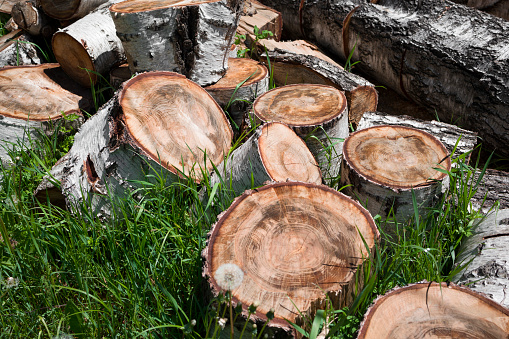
top-left (118, 72), bottom-right (232, 180)
top-left (52, 32), bottom-right (96, 86)
top-left (110, 0), bottom-right (221, 13)
top-left (0, 0), bottom-right (17, 13)
top-left (206, 58), bottom-right (267, 91)
top-left (204, 182), bottom-right (378, 334)
top-left (358, 282), bottom-right (509, 339)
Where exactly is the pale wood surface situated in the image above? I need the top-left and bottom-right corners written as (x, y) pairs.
top-left (203, 181), bottom-right (378, 335)
top-left (0, 0), bottom-right (17, 13)
top-left (238, 0), bottom-right (282, 41)
top-left (358, 282), bottom-right (509, 338)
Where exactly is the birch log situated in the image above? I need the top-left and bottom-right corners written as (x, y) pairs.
top-left (454, 209), bottom-right (509, 308)
top-left (205, 122), bottom-right (321, 200)
top-left (260, 41), bottom-right (378, 127)
top-left (203, 181), bottom-right (378, 337)
top-left (110, 0), bottom-right (244, 86)
top-left (35, 71), bottom-right (232, 216)
top-left (11, 0), bottom-right (57, 37)
top-left (451, 0), bottom-right (509, 21)
top-left (52, 1), bottom-right (125, 87)
top-left (0, 29), bottom-right (41, 67)
top-left (358, 111), bottom-right (478, 163)
top-left (0, 64), bottom-right (91, 164)
top-left (357, 281), bottom-right (509, 338)
top-left (205, 58), bottom-right (268, 131)
top-left (340, 125), bottom-right (451, 226)
top-left (253, 84), bottom-right (348, 181)
top-left (258, 0), bottom-right (509, 157)
top-left (41, 0), bottom-right (109, 21)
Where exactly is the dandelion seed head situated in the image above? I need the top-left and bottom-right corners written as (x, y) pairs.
top-left (3, 277), bottom-right (19, 289)
top-left (214, 263), bottom-right (244, 291)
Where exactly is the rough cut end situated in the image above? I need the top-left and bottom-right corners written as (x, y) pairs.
top-left (0, 64), bottom-right (87, 121)
top-left (52, 32), bottom-right (96, 87)
top-left (358, 282), bottom-right (509, 339)
top-left (258, 122), bottom-right (321, 184)
top-left (205, 182), bottom-right (377, 326)
top-left (205, 58), bottom-right (267, 90)
top-left (253, 84), bottom-right (347, 126)
top-left (270, 62), bottom-right (338, 88)
top-left (344, 125), bottom-right (451, 189)
top-left (110, 0), bottom-right (222, 13)
top-left (118, 71), bottom-right (232, 180)
top-left (41, 0), bottom-right (80, 20)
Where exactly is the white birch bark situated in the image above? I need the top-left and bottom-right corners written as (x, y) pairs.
top-left (0, 31), bottom-right (41, 67)
top-left (110, 0), bottom-right (244, 86)
top-left (52, 1), bottom-right (125, 87)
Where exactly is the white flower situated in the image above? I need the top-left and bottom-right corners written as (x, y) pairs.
top-left (218, 317), bottom-right (227, 329)
top-left (4, 277), bottom-right (19, 289)
top-left (52, 333), bottom-right (74, 339)
top-left (214, 263), bottom-right (244, 291)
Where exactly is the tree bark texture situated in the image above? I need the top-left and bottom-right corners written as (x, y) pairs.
top-left (261, 42), bottom-right (378, 127)
top-left (253, 84), bottom-right (348, 181)
top-left (110, 0), bottom-right (245, 86)
top-left (0, 29), bottom-right (41, 67)
top-left (205, 58), bottom-right (268, 132)
top-left (453, 209), bottom-right (509, 308)
top-left (0, 64), bottom-right (90, 164)
top-left (204, 122), bottom-right (321, 201)
top-left (358, 111), bottom-right (478, 163)
top-left (12, 0), bottom-right (57, 37)
top-left (203, 181), bottom-right (378, 337)
top-left (357, 281), bottom-right (509, 338)
top-left (41, 0), bottom-right (109, 20)
top-left (258, 0), bottom-right (509, 157)
top-left (52, 1), bottom-right (125, 87)
top-left (340, 125), bottom-right (451, 226)
top-left (451, 0), bottom-right (509, 21)
top-left (470, 169), bottom-right (509, 213)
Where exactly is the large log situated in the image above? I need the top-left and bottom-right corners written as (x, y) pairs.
top-left (341, 125), bottom-right (451, 225)
top-left (202, 181), bottom-right (378, 337)
top-left (451, 0), bottom-right (509, 21)
top-left (52, 1), bottom-right (125, 87)
top-left (357, 281), bottom-right (509, 338)
top-left (35, 72), bottom-right (232, 216)
top-left (0, 29), bottom-right (41, 67)
top-left (110, 0), bottom-right (244, 86)
top-left (11, 0), bottom-right (57, 37)
top-left (470, 169), bottom-right (509, 213)
top-left (0, 64), bottom-right (91, 164)
top-left (258, 0), bottom-right (509, 157)
top-left (40, 0), bottom-right (109, 21)
top-left (253, 84), bottom-right (348, 182)
top-left (454, 209), bottom-right (509, 308)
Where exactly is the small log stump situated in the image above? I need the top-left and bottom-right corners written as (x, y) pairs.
top-left (205, 58), bottom-right (268, 131)
top-left (35, 72), bottom-right (232, 216)
top-left (52, 2), bottom-right (125, 87)
top-left (454, 209), bottom-right (509, 308)
top-left (203, 181), bottom-right (378, 337)
top-left (253, 84), bottom-right (348, 181)
top-left (341, 125), bottom-right (451, 226)
top-left (357, 281), bottom-right (509, 339)
top-left (110, 0), bottom-right (244, 86)
top-left (0, 64), bottom-right (90, 164)
top-left (40, 0), bottom-right (109, 21)
top-left (205, 122), bottom-right (321, 200)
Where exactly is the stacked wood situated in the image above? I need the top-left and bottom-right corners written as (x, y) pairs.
top-left (451, 0), bottom-right (509, 21)
top-left (0, 64), bottom-right (91, 164)
top-left (109, 0), bottom-right (244, 86)
top-left (470, 169), bottom-right (509, 213)
top-left (357, 281), bottom-right (509, 338)
top-left (203, 181), bottom-right (378, 337)
top-left (52, 1), bottom-right (125, 87)
top-left (0, 0), bottom-right (17, 13)
top-left (341, 125), bottom-right (451, 226)
top-left (260, 40), bottom-right (378, 127)
top-left (0, 29), bottom-right (41, 66)
top-left (454, 209), bottom-right (509, 308)
top-left (358, 111), bottom-right (478, 162)
top-left (253, 84), bottom-right (348, 181)
top-left (35, 72), bottom-right (232, 217)
top-left (238, 0), bottom-right (282, 41)
top-left (258, 0), bottom-right (509, 157)
top-left (11, 0), bottom-right (57, 37)
top-left (205, 122), bottom-right (321, 200)
top-left (40, 0), bottom-right (109, 21)
top-left (204, 58), bottom-right (268, 131)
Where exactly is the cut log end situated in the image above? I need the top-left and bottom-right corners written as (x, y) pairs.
top-left (110, 0), bottom-right (223, 13)
top-left (204, 182), bottom-right (378, 331)
top-left (258, 122), bottom-right (321, 184)
top-left (358, 282), bottom-right (509, 339)
top-left (344, 125), bottom-right (451, 189)
top-left (118, 71), bottom-right (232, 180)
top-left (52, 32), bottom-right (96, 87)
top-left (206, 58), bottom-right (267, 90)
top-left (346, 85), bottom-right (378, 127)
top-left (253, 84), bottom-right (346, 126)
